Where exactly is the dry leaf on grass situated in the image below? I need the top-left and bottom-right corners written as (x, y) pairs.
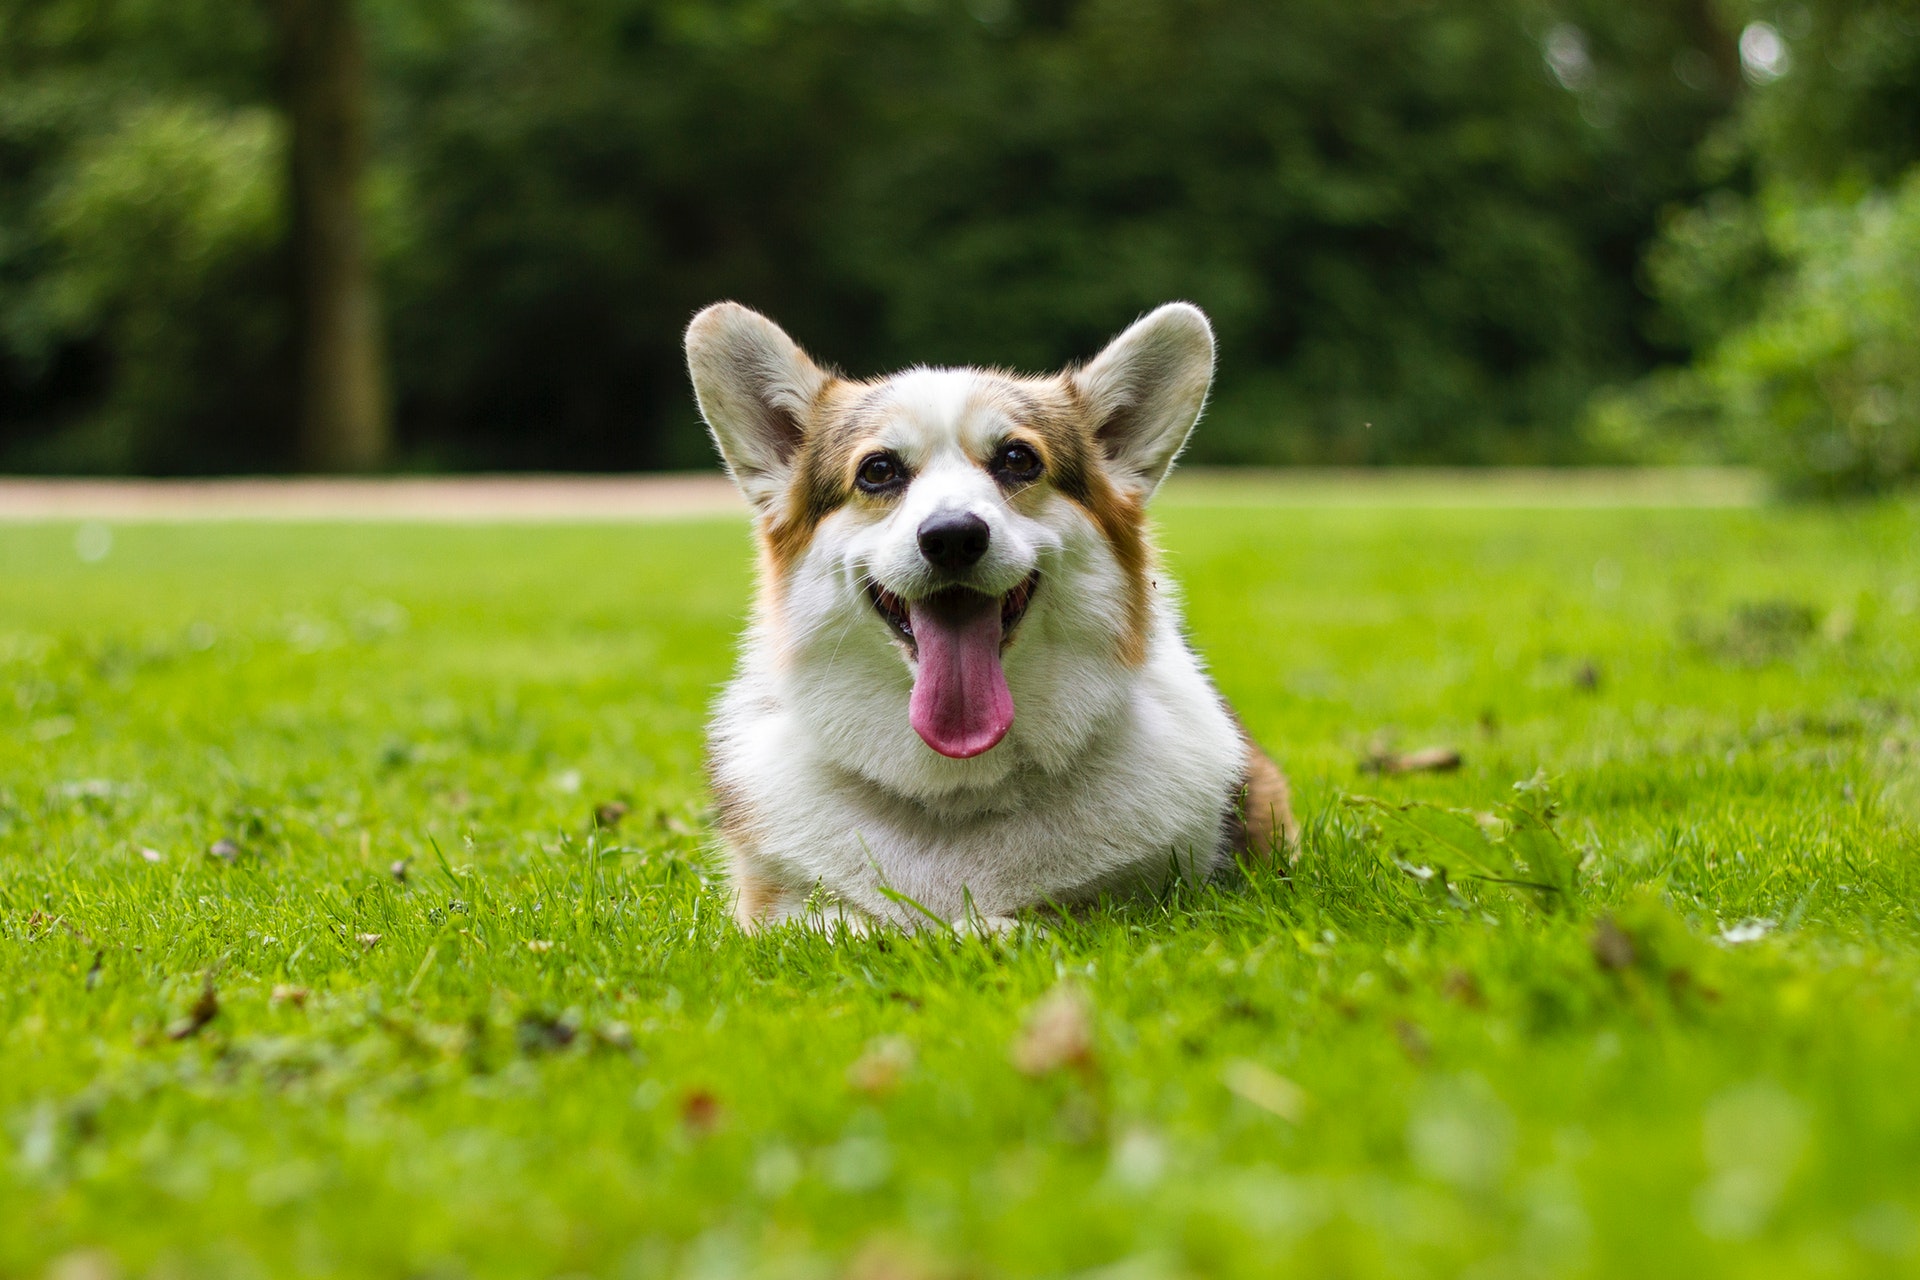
top-left (45, 1249), bottom-right (119, 1280)
top-left (847, 1036), bottom-right (916, 1096)
top-left (1591, 916), bottom-right (1636, 971)
top-left (1221, 1059), bottom-right (1307, 1122)
top-left (1361, 745), bottom-right (1463, 775)
top-left (166, 978), bottom-right (219, 1040)
top-left (680, 1088), bottom-right (723, 1135)
top-left (1012, 987), bottom-right (1095, 1076)
top-left (1394, 1018), bottom-right (1432, 1064)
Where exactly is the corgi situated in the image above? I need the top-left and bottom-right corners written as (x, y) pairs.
top-left (685, 301), bottom-right (1294, 932)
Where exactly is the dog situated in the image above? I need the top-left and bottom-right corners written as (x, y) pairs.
top-left (685, 301), bottom-right (1294, 931)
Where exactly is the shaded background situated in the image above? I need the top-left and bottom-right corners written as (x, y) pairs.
top-left (0, 0), bottom-right (1915, 490)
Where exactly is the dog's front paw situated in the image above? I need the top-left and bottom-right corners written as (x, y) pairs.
top-left (951, 913), bottom-right (1035, 939)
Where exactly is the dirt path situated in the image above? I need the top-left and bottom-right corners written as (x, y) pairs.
top-left (0, 474), bottom-right (746, 521)
top-left (0, 467), bottom-right (1761, 521)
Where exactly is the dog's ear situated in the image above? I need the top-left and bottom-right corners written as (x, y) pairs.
top-left (1072, 303), bottom-right (1215, 498)
top-left (685, 303), bottom-right (831, 511)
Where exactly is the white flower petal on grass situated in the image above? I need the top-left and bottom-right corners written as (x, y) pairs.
top-left (1718, 918), bottom-right (1776, 945)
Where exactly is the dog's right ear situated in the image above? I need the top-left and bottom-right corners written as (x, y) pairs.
top-left (685, 303), bottom-right (831, 511)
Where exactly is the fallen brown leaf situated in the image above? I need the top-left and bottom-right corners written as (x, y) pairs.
top-left (844, 1233), bottom-right (943, 1280)
top-left (680, 1088), bottom-right (723, 1134)
top-left (1221, 1059), bottom-right (1307, 1122)
top-left (166, 978), bottom-right (219, 1040)
top-left (1591, 916), bottom-right (1636, 971)
top-left (1393, 1018), bottom-right (1432, 1064)
top-left (1012, 986), bottom-right (1096, 1077)
top-left (515, 1011), bottom-right (577, 1054)
top-left (45, 1248), bottom-right (119, 1280)
top-left (271, 984), bottom-right (309, 1007)
top-left (1441, 968), bottom-right (1485, 1008)
top-left (1361, 745), bottom-right (1463, 775)
top-left (847, 1036), bottom-right (916, 1097)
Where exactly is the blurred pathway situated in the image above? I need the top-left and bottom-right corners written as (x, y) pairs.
top-left (0, 474), bottom-right (745, 521)
top-left (0, 467), bottom-right (1761, 521)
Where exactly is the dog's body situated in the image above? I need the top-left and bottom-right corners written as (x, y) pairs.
top-left (687, 302), bottom-right (1292, 931)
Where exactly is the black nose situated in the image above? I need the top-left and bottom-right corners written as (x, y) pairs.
top-left (917, 512), bottom-right (990, 572)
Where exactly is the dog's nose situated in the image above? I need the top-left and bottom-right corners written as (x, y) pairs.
top-left (917, 512), bottom-right (990, 572)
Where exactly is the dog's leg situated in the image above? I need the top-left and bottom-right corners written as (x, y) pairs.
top-left (1224, 711), bottom-right (1298, 865)
top-left (731, 861), bottom-right (881, 937)
top-left (951, 913), bottom-right (1030, 938)
top-left (730, 862), bottom-right (785, 930)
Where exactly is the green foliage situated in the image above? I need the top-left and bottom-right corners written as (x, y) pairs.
top-left (1600, 171), bottom-right (1920, 494)
top-left (3, 0), bottom-right (1736, 471)
top-left (21, 100), bottom-right (287, 471)
top-left (1598, 0), bottom-right (1920, 494)
top-left (1713, 175), bottom-right (1920, 493)
top-left (0, 0), bottom-right (283, 472)
top-left (1350, 771), bottom-right (1583, 914)
top-left (1727, 0), bottom-right (1920, 190)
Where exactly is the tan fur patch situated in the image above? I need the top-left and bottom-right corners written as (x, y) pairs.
top-left (1225, 708), bottom-right (1298, 864)
top-left (761, 379), bottom-right (868, 574)
top-left (990, 375), bottom-right (1154, 666)
top-left (708, 767), bottom-right (785, 927)
top-left (731, 865), bottom-right (783, 928)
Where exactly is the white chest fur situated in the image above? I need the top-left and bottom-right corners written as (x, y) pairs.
top-left (709, 604), bottom-right (1245, 928)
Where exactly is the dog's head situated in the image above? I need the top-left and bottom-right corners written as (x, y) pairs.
top-left (687, 303), bottom-right (1213, 785)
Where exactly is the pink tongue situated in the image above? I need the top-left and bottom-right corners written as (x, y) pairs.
top-left (907, 591), bottom-right (1013, 758)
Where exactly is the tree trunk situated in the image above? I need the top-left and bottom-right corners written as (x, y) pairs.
top-left (275, 0), bottom-right (390, 471)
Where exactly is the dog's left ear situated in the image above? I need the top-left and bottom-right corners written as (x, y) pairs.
top-left (1072, 303), bottom-right (1215, 498)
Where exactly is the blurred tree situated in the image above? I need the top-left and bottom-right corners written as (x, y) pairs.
top-left (274, 0), bottom-right (391, 470)
top-left (0, 0), bottom-right (1749, 472)
top-left (374, 0), bottom-right (1739, 468)
top-left (0, 0), bottom-right (288, 471)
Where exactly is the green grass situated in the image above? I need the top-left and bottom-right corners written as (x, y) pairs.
top-left (5, 487), bottom-right (1920, 1279)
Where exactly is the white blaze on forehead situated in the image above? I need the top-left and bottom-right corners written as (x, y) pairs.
top-left (863, 368), bottom-right (1019, 465)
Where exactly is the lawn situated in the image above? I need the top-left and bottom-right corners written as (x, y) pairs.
top-left (4, 480), bottom-right (1919, 1279)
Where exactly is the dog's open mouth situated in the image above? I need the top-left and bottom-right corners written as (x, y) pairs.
top-left (866, 572), bottom-right (1038, 759)
top-left (866, 570), bottom-right (1038, 655)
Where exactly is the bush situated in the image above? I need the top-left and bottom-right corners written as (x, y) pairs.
top-left (1596, 172), bottom-right (1920, 495)
top-left (1715, 175), bottom-right (1920, 493)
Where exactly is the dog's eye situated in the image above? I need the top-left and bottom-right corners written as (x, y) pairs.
top-left (855, 453), bottom-right (903, 493)
top-left (992, 442), bottom-right (1043, 484)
